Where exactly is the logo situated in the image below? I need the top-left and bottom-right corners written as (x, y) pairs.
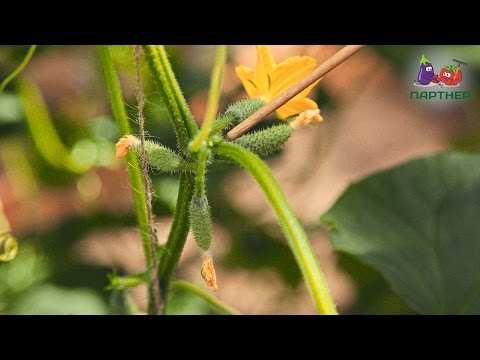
top-left (410, 53), bottom-right (470, 102)
top-left (414, 54), bottom-right (466, 87)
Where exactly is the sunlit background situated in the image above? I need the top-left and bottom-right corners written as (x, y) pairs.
top-left (0, 45), bottom-right (478, 314)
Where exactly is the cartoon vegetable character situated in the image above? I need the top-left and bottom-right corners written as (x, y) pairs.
top-left (439, 65), bottom-right (462, 86)
top-left (417, 54), bottom-right (435, 85)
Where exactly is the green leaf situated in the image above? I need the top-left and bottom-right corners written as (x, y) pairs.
top-left (0, 93), bottom-right (23, 124)
top-left (106, 271), bottom-right (147, 290)
top-left (10, 284), bottom-right (109, 315)
top-left (321, 151), bottom-right (480, 314)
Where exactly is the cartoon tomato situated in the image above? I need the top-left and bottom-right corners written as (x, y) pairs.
top-left (439, 66), bottom-right (462, 86)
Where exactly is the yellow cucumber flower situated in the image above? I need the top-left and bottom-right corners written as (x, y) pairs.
top-left (235, 45), bottom-right (321, 120)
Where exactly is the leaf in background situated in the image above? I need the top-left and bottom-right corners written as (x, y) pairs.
top-left (165, 287), bottom-right (215, 315)
top-left (338, 253), bottom-right (415, 314)
top-left (10, 284), bottom-right (109, 315)
top-left (0, 233), bottom-right (18, 262)
top-left (0, 93), bottom-right (23, 124)
top-left (321, 151), bottom-right (480, 314)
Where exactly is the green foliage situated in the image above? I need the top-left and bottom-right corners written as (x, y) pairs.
top-left (157, 173), bottom-right (195, 293)
top-left (0, 244), bottom-right (51, 311)
top-left (0, 93), bottom-right (23, 124)
top-left (0, 45), bottom-right (36, 92)
top-left (165, 286), bottom-right (215, 315)
top-left (17, 80), bottom-right (87, 173)
top-left (1, 45), bottom-right (345, 314)
top-left (10, 284), bottom-right (109, 315)
top-left (337, 253), bottom-right (415, 314)
top-left (142, 45), bottom-right (199, 155)
top-left (107, 271), bottom-right (147, 290)
top-left (98, 46), bottom-right (156, 313)
top-left (215, 142), bottom-right (337, 314)
top-left (170, 280), bottom-right (240, 314)
top-left (322, 151), bottom-right (480, 314)
top-left (153, 177), bottom-right (180, 213)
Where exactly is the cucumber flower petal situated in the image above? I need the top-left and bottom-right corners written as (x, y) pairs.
top-left (235, 46), bottom-right (321, 120)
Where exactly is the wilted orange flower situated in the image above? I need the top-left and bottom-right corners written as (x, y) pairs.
top-left (115, 135), bottom-right (139, 158)
top-left (201, 253), bottom-right (218, 292)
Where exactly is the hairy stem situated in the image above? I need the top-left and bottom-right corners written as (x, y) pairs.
top-left (142, 45), bottom-right (198, 154)
top-left (0, 45), bottom-right (37, 92)
top-left (158, 172), bottom-right (195, 306)
top-left (133, 45), bottom-right (161, 314)
top-left (190, 45), bottom-right (227, 152)
top-left (171, 280), bottom-right (241, 315)
top-left (98, 46), bottom-right (157, 314)
top-left (215, 142), bottom-right (338, 314)
top-left (195, 149), bottom-right (209, 197)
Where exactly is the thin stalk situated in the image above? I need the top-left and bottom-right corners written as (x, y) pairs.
top-left (0, 45), bottom-right (37, 92)
top-left (133, 45), bottom-right (161, 314)
top-left (171, 280), bottom-right (241, 315)
top-left (190, 45), bottom-right (227, 152)
top-left (215, 142), bottom-right (338, 314)
top-left (158, 172), bottom-right (195, 305)
top-left (195, 149), bottom-right (209, 197)
top-left (142, 45), bottom-right (198, 154)
top-left (97, 46), bottom-right (156, 314)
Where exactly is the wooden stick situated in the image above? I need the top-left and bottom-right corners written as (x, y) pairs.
top-left (226, 45), bottom-right (366, 141)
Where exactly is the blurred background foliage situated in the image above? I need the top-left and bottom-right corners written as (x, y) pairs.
top-left (0, 45), bottom-right (479, 314)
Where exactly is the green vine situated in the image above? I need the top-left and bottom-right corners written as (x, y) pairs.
top-left (171, 280), bottom-right (241, 315)
top-left (142, 45), bottom-right (198, 155)
top-left (214, 142), bottom-right (338, 314)
top-left (0, 45), bottom-right (37, 92)
top-left (98, 46), bottom-right (158, 314)
top-left (101, 45), bottom-right (341, 315)
top-left (190, 45), bottom-right (227, 152)
top-left (158, 172), bottom-right (195, 302)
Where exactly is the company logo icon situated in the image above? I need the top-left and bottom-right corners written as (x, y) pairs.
top-left (414, 54), bottom-right (466, 88)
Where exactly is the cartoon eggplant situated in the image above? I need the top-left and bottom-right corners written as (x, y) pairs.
top-left (417, 54), bottom-right (435, 85)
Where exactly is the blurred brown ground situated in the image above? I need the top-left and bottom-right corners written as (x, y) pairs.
top-left (0, 45), bottom-right (469, 314)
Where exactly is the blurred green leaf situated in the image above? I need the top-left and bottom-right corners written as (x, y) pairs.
top-left (322, 151), bottom-right (480, 314)
top-left (70, 139), bottom-right (98, 170)
top-left (17, 80), bottom-right (92, 174)
top-left (107, 271), bottom-right (147, 290)
top-left (165, 287), bottom-right (215, 315)
top-left (90, 116), bottom-right (119, 141)
top-left (0, 93), bottom-right (23, 124)
top-left (0, 244), bottom-right (50, 295)
top-left (10, 284), bottom-right (109, 315)
top-left (449, 46), bottom-right (480, 69)
top-left (153, 177), bottom-right (180, 213)
top-left (338, 253), bottom-right (415, 314)
top-left (0, 244), bottom-right (51, 312)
